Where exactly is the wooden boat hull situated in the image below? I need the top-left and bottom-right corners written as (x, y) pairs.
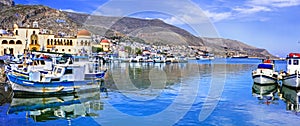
top-left (84, 72), bottom-right (106, 79)
top-left (282, 74), bottom-right (300, 87)
top-left (7, 74), bottom-right (99, 94)
top-left (252, 74), bottom-right (277, 84)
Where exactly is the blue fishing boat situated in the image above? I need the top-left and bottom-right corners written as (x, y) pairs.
top-left (6, 62), bottom-right (103, 95)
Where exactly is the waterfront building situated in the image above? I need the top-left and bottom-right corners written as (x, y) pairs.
top-left (99, 39), bottom-right (111, 52)
top-left (0, 22), bottom-right (93, 56)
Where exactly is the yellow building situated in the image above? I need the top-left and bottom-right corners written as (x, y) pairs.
top-left (0, 22), bottom-right (93, 56)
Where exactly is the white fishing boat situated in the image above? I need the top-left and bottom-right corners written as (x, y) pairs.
top-left (252, 59), bottom-right (279, 84)
top-left (6, 57), bottom-right (53, 77)
top-left (6, 60), bottom-right (102, 94)
top-left (153, 56), bottom-right (165, 63)
top-left (165, 55), bottom-right (179, 63)
top-left (178, 56), bottom-right (188, 63)
top-left (196, 54), bottom-right (214, 60)
top-left (72, 55), bottom-right (106, 79)
top-left (130, 56), bottom-right (145, 62)
top-left (281, 53), bottom-right (300, 87)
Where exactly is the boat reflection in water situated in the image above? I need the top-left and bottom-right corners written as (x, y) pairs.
top-left (8, 89), bottom-right (104, 123)
top-left (0, 82), bottom-right (13, 105)
top-left (280, 85), bottom-right (300, 112)
top-left (252, 83), bottom-right (279, 105)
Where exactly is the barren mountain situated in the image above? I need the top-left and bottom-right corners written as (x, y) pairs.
top-left (0, 4), bottom-right (275, 58)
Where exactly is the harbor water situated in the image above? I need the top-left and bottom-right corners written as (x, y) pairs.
top-left (1, 58), bottom-right (299, 125)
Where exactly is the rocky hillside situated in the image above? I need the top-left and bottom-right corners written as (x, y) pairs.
top-left (0, 5), bottom-right (78, 35)
top-left (202, 38), bottom-right (274, 58)
top-left (0, 4), bottom-right (275, 58)
top-left (0, 0), bottom-right (12, 10)
top-left (67, 12), bottom-right (204, 46)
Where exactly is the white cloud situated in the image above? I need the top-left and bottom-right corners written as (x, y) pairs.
top-left (61, 9), bottom-right (86, 14)
top-left (201, 0), bottom-right (300, 22)
top-left (159, 17), bottom-right (184, 25)
top-left (233, 6), bottom-right (271, 14)
top-left (250, 0), bottom-right (300, 8)
top-left (203, 10), bottom-right (232, 22)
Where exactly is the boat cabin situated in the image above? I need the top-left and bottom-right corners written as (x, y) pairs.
top-left (286, 53), bottom-right (300, 74)
top-left (30, 64), bottom-right (85, 82)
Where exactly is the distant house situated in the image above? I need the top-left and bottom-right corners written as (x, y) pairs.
top-left (99, 39), bottom-right (111, 52)
top-left (142, 50), bottom-right (151, 56)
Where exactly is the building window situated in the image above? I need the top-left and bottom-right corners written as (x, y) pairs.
top-left (47, 49), bottom-right (50, 52)
top-left (16, 40), bottom-right (22, 44)
top-left (68, 49), bottom-right (71, 52)
top-left (2, 40), bottom-right (8, 44)
top-left (70, 40), bottom-right (73, 46)
top-left (15, 30), bottom-right (18, 35)
top-left (62, 49), bottom-right (65, 52)
top-left (9, 40), bottom-right (15, 44)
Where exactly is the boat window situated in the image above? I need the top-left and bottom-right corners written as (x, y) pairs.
top-left (57, 68), bottom-right (62, 74)
top-left (289, 59), bottom-right (292, 65)
top-left (51, 78), bottom-right (60, 82)
top-left (65, 68), bottom-right (73, 74)
top-left (40, 60), bottom-right (45, 65)
top-left (294, 60), bottom-right (299, 65)
top-left (33, 61), bottom-right (38, 65)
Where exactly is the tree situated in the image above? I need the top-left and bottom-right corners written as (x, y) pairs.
top-left (97, 47), bottom-right (103, 53)
top-left (92, 47), bottom-right (103, 53)
top-left (136, 48), bottom-right (142, 55)
top-left (124, 46), bottom-right (132, 54)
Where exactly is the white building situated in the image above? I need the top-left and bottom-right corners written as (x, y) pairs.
top-left (0, 22), bottom-right (93, 56)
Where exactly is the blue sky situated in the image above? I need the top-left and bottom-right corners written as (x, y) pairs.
top-left (15, 0), bottom-right (300, 57)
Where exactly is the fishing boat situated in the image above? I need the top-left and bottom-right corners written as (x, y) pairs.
top-left (6, 57), bottom-right (53, 77)
top-left (252, 59), bottom-right (279, 84)
top-left (178, 56), bottom-right (188, 63)
top-left (165, 55), bottom-right (179, 63)
top-left (6, 59), bottom-right (102, 94)
top-left (153, 56), bottom-right (166, 63)
top-left (196, 54), bottom-right (214, 60)
top-left (281, 53), bottom-right (300, 87)
top-left (72, 55), bottom-right (107, 79)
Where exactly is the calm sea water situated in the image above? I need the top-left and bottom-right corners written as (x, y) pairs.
top-left (1, 58), bottom-right (300, 126)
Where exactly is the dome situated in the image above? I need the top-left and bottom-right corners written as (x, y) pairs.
top-left (77, 30), bottom-right (91, 36)
top-left (101, 39), bottom-right (109, 43)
